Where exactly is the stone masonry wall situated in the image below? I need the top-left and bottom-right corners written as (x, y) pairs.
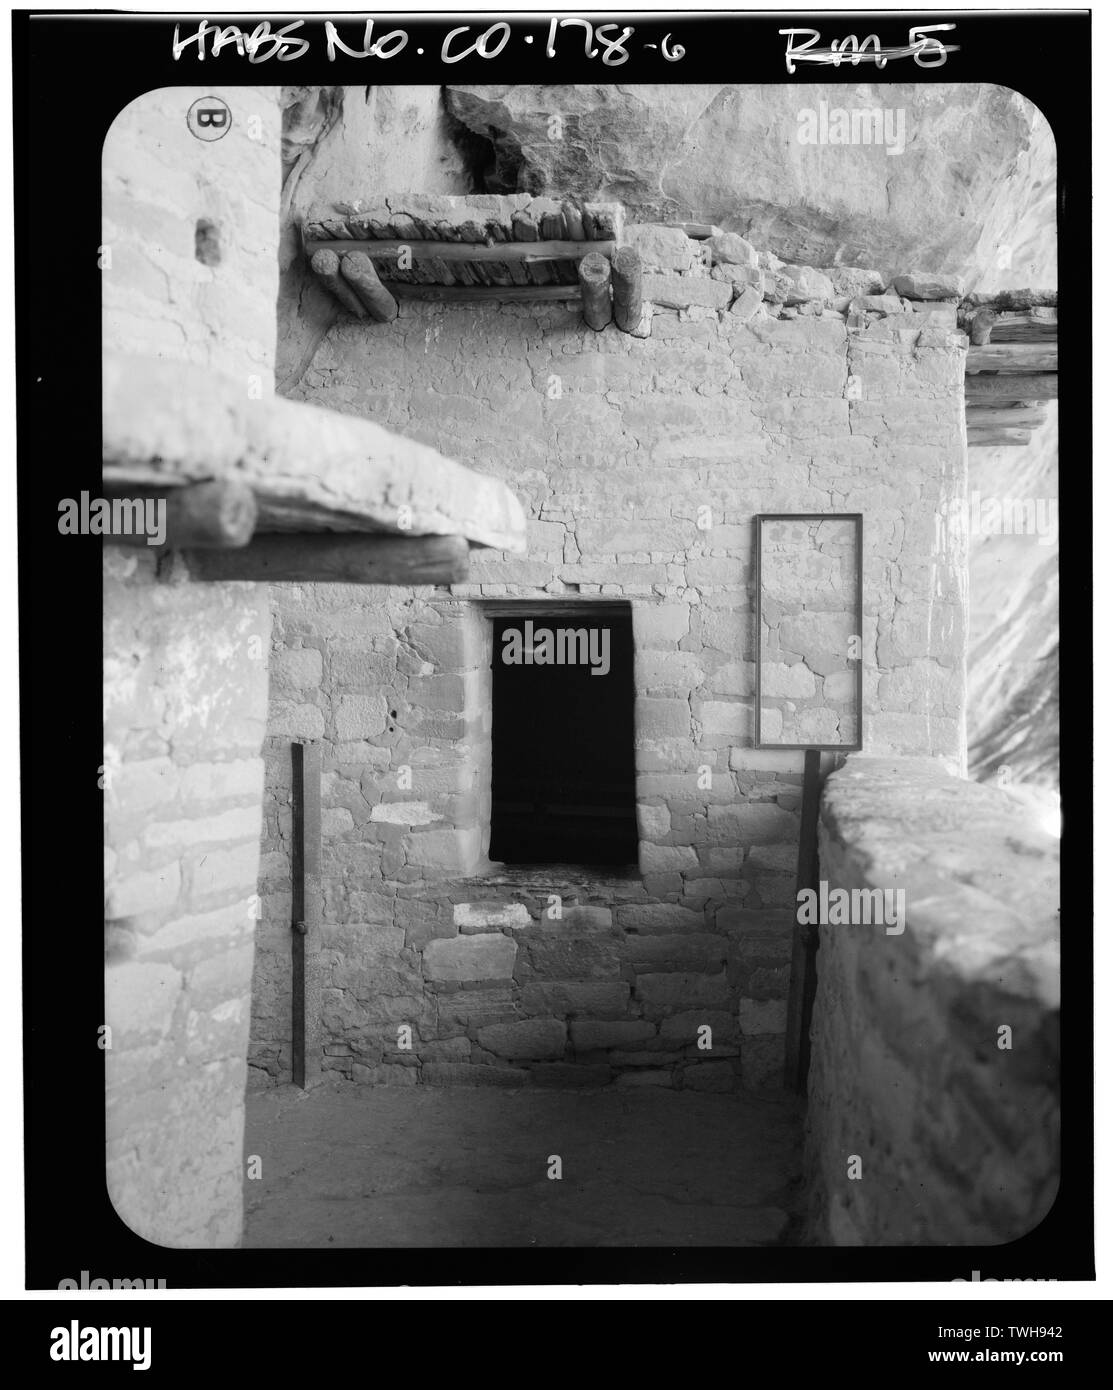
top-left (251, 225), bottom-right (968, 1093)
top-left (759, 516), bottom-right (860, 746)
top-left (102, 88), bottom-right (281, 1246)
top-left (804, 756), bottom-right (1059, 1245)
top-left (103, 85), bottom-right (280, 389)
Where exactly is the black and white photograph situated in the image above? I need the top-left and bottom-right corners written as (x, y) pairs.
top-left (10, 3), bottom-right (1097, 1339)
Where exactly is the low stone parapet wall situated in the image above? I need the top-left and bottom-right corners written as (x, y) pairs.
top-left (804, 755), bottom-right (1060, 1245)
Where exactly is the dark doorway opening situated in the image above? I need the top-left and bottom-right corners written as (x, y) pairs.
top-left (489, 605), bottom-right (637, 866)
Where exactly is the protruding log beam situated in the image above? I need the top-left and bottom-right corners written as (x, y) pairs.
top-left (966, 342), bottom-right (1058, 374)
top-left (578, 251), bottom-right (613, 331)
top-left (966, 406), bottom-right (1049, 430)
top-left (391, 283), bottom-right (579, 303)
top-left (987, 309), bottom-right (1058, 342)
top-left (962, 289), bottom-right (1057, 312)
top-left (101, 479), bottom-right (257, 549)
top-left (339, 252), bottom-right (398, 323)
top-left (561, 200), bottom-right (585, 241)
top-left (306, 238), bottom-right (615, 264)
top-left (611, 247), bottom-right (643, 334)
top-left (966, 306), bottom-right (998, 345)
top-left (964, 373), bottom-right (1058, 402)
top-left (967, 427), bottom-right (1034, 448)
top-left (510, 210), bottom-right (539, 242)
top-left (184, 532), bottom-right (469, 585)
top-left (309, 249), bottom-right (366, 318)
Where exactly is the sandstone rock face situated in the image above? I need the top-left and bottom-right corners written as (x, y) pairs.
top-left (279, 85), bottom-right (469, 392)
top-left (444, 83), bottom-right (1055, 287)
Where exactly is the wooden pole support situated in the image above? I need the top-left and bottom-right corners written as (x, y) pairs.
top-left (578, 251), bottom-right (613, 331)
top-left (967, 427), bottom-right (1034, 448)
top-left (611, 247), bottom-right (643, 334)
top-left (305, 237), bottom-right (615, 264)
top-left (309, 248), bottom-right (367, 317)
top-left (291, 740), bottom-right (321, 1090)
top-left (339, 251), bottom-right (399, 323)
top-left (964, 373), bottom-right (1058, 402)
top-left (784, 749), bottom-right (823, 1094)
top-left (101, 479), bottom-right (257, 549)
top-left (966, 306), bottom-right (998, 346)
top-left (184, 532), bottom-right (470, 585)
top-left (965, 406), bottom-right (1048, 430)
top-left (966, 342), bottom-right (1058, 374)
top-left (390, 283), bottom-right (579, 304)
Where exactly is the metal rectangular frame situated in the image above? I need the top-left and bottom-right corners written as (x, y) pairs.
top-left (753, 512), bottom-right (864, 752)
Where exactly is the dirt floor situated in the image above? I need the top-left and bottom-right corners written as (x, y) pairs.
top-left (243, 1082), bottom-right (805, 1248)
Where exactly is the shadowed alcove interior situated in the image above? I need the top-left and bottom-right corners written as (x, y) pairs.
top-left (489, 603), bottom-right (637, 867)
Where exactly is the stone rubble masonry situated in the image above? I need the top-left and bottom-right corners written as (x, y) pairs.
top-left (102, 88), bottom-right (283, 1249)
top-left (804, 756), bottom-right (1059, 1246)
top-left (252, 226), bottom-right (968, 1094)
top-left (105, 549), bottom-right (273, 1247)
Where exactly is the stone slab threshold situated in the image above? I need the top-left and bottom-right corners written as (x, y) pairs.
top-left (243, 1083), bottom-right (804, 1249)
top-left (102, 353), bottom-right (527, 553)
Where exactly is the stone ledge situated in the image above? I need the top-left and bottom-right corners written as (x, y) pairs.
top-left (818, 754), bottom-right (1059, 1008)
top-left (103, 353), bottom-right (527, 553)
top-left (806, 753), bottom-right (1060, 1246)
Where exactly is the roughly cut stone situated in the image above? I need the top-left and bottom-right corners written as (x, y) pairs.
top-left (476, 1019), bottom-right (567, 1059)
top-left (351, 1063), bottom-right (417, 1086)
top-left (851, 294), bottom-right (904, 315)
top-left (760, 661), bottom-right (817, 698)
top-left (707, 232), bottom-right (759, 267)
top-left (616, 903), bottom-right (706, 934)
top-left (550, 905), bottom-right (613, 933)
top-left (639, 844), bottom-right (699, 874)
top-left (779, 265), bottom-right (835, 304)
top-left (635, 971), bottom-right (731, 1017)
top-left (706, 803), bottom-right (798, 846)
top-left (891, 272), bottom-right (965, 300)
top-left (625, 933), bottom-right (728, 973)
top-left (644, 273), bottom-right (732, 311)
top-left (520, 981), bottom-right (630, 1018)
top-left (730, 285), bottom-right (764, 322)
top-left (423, 933), bottom-right (517, 982)
top-left (453, 901), bottom-right (532, 931)
top-left (570, 1020), bottom-right (656, 1050)
top-left (521, 936), bottom-right (622, 980)
top-left (623, 223), bottom-right (699, 273)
